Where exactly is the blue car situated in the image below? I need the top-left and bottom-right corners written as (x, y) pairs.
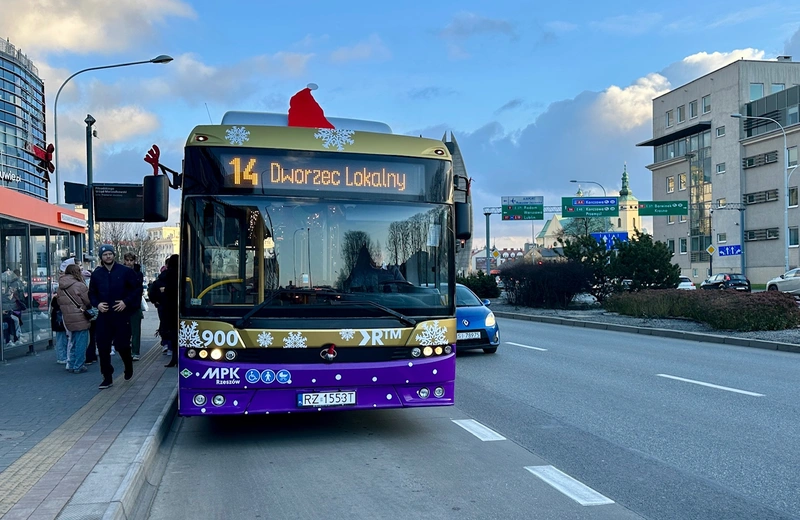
top-left (455, 283), bottom-right (500, 354)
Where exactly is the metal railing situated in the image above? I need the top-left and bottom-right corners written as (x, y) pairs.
top-left (0, 40), bottom-right (39, 76)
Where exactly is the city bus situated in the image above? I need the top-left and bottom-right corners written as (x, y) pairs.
top-left (152, 101), bottom-right (470, 416)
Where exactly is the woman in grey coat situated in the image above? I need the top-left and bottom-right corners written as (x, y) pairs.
top-left (57, 264), bottom-right (92, 373)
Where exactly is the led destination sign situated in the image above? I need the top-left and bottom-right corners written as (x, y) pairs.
top-left (220, 154), bottom-right (424, 195)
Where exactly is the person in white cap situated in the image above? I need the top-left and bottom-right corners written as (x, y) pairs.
top-left (52, 257), bottom-right (75, 366)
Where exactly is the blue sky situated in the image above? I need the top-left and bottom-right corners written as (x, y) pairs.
top-left (3, 0), bottom-right (800, 248)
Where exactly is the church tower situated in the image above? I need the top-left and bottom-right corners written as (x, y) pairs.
top-left (614, 163), bottom-right (640, 233)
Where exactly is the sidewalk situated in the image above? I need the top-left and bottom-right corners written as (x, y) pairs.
top-left (0, 309), bottom-right (178, 520)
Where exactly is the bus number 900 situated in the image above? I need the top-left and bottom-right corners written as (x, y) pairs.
top-left (201, 330), bottom-right (240, 347)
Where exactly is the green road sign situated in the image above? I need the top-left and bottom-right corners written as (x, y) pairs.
top-left (561, 197), bottom-right (619, 217)
top-left (501, 196), bottom-right (544, 221)
top-left (502, 205), bottom-right (544, 220)
top-left (637, 200), bottom-right (689, 216)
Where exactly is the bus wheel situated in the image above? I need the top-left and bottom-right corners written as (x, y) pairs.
top-left (483, 347), bottom-right (497, 354)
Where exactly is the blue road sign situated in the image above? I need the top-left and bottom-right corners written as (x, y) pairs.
top-left (590, 232), bottom-right (628, 250)
top-left (717, 245), bottom-right (742, 256)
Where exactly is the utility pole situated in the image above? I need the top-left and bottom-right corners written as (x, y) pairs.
top-left (85, 114), bottom-right (96, 267)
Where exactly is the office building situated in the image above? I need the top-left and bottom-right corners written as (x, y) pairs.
top-left (1, 39), bottom-right (85, 358)
top-left (638, 57), bottom-right (800, 284)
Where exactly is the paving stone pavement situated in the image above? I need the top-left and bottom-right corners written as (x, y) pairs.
top-left (0, 308), bottom-right (176, 520)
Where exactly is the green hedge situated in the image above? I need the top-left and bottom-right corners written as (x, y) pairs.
top-left (457, 271), bottom-right (501, 299)
top-left (603, 289), bottom-right (800, 331)
top-left (498, 262), bottom-right (592, 309)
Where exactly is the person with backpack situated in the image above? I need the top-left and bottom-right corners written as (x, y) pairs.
top-left (50, 294), bottom-right (68, 366)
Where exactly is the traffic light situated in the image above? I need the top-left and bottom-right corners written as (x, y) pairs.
top-left (32, 143), bottom-right (55, 182)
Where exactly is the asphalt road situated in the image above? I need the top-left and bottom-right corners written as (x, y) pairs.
top-left (146, 318), bottom-right (800, 520)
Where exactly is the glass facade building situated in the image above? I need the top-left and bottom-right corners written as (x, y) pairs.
top-left (1, 40), bottom-right (86, 360)
top-left (0, 39), bottom-right (48, 200)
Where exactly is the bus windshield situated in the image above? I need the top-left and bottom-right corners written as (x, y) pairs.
top-left (182, 195), bottom-right (452, 319)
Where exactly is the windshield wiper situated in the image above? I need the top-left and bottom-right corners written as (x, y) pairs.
top-left (331, 300), bottom-right (417, 327)
top-left (235, 288), bottom-right (287, 328)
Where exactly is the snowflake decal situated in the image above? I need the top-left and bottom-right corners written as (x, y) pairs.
top-left (257, 331), bottom-right (273, 348)
top-left (225, 126), bottom-right (250, 145)
top-left (415, 320), bottom-right (448, 346)
top-left (283, 331), bottom-right (308, 349)
top-left (339, 329), bottom-right (355, 341)
top-left (179, 321), bottom-right (203, 348)
top-left (314, 128), bottom-right (355, 151)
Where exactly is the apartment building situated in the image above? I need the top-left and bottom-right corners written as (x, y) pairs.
top-left (638, 57), bottom-right (800, 285)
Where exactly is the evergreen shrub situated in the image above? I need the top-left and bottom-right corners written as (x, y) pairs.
top-left (604, 289), bottom-right (800, 331)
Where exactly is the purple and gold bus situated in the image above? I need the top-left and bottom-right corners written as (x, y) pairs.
top-left (173, 112), bottom-right (471, 415)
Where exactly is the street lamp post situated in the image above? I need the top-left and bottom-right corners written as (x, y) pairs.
top-left (569, 179), bottom-right (608, 231)
top-left (732, 113), bottom-right (798, 273)
top-left (85, 115), bottom-right (96, 268)
top-left (53, 55), bottom-right (173, 205)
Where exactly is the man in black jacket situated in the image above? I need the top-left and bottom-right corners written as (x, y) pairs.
top-left (89, 244), bottom-right (142, 389)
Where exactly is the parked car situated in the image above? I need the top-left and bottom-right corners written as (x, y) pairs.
top-left (677, 276), bottom-right (696, 290)
top-left (455, 283), bottom-right (500, 354)
top-left (766, 268), bottom-right (800, 294)
top-left (700, 273), bottom-right (751, 292)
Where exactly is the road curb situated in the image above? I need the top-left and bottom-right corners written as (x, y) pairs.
top-left (102, 386), bottom-right (177, 520)
top-left (493, 311), bottom-right (800, 353)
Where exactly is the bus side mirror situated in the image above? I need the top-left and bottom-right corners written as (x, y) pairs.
top-left (143, 175), bottom-right (169, 222)
top-left (455, 201), bottom-right (471, 240)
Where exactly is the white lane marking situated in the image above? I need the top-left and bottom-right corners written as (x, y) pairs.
top-left (451, 419), bottom-right (506, 441)
top-left (506, 341), bottom-right (548, 351)
top-left (525, 465), bottom-right (614, 506)
top-left (656, 374), bottom-right (765, 397)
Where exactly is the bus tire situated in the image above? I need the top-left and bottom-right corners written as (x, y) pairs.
top-left (483, 347), bottom-right (498, 354)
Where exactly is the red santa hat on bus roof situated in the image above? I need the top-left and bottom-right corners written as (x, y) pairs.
top-left (288, 83), bottom-right (334, 129)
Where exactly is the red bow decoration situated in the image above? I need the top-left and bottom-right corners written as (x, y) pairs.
top-left (31, 143), bottom-right (55, 182)
top-left (144, 144), bottom-right (160, 176)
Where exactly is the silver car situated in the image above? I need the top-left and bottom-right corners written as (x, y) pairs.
top-left (766, 268), bottom-right (800, 294)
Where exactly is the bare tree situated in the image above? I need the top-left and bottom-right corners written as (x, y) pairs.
top-left (95, 223), bottom-right (158, 275)
top-left (129, 225), bottom-right (158, 276)
top-left (97, 222), bottom-right (130, 255)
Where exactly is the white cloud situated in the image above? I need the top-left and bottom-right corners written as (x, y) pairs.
top-left (592, 73), bottom-right (671, 132)
top-left (681, 48), bottom-right (767, 71)
top-left (0, 0), bottom-right (196, 55)
top-left (89, 106), bottom-right (160, 142)
top-left (330, 35), bottom-right (391, 63)
top-left (54, 105), bottom-right (160, 171)
top-left (661, 48), bottom-right (766, 87)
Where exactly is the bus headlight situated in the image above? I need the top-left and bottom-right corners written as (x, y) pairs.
top-left (485, 312), bottom-right (496, 327)
top-left (411, 348), bottom-right (421, 358)
top-left (417, 388), bottom-right (430, 399)
top-left (434, 346), bottom-right (443, 355)
top-left (434, 387), bottom-right (445, 398)
top-left (444, 345), bottom-right (453, 354)
top-left (422, 346), bottom-right (433, 357)
top-left (212, 395), bottom-right (225, 406)
top-left (187, 349), bottom-right (197, 358)
top-left (198, 350), bottom-right (208, 359)
top-left (193, 394), bottom-right (207, 406)
top-left (210, 349), bottom-right (222, 360)
top-left (225, 350), bottom-right (237, 361)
